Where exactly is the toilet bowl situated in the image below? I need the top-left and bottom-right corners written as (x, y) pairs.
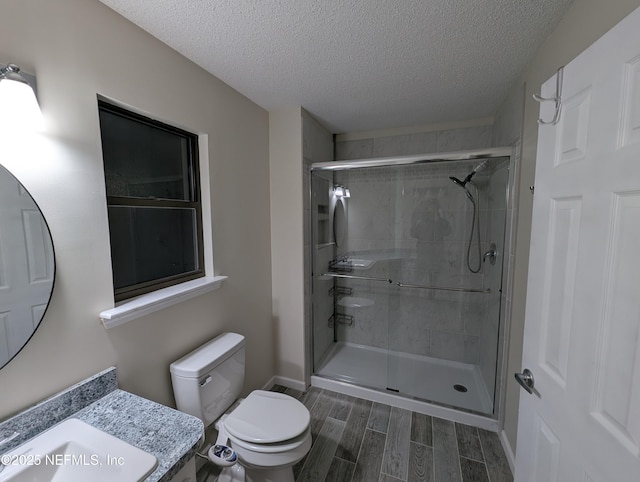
top-left (170, 333), bottom-right (312, 482)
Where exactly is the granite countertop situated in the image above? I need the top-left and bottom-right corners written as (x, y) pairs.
top-left (0, 368), bottom-right (204, 482)
top-left (73, 389), bottom-right (203, 481)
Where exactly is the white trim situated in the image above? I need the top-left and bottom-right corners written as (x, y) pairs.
top-left (499, 429), bottom-right (516, 474)
top-left (263, 375), bottom-right (307, 392)
top-left (197, 134), bottom-right (214, 276)
top-left (311, 376), bottom-right (499, 432)
top-left (99, 276), bottom-right (227, 329)
top-left (335, 116), bottom-right (494, 142)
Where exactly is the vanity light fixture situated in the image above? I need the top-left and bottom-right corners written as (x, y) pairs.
top-left (0, 63), bottom-right (43, 130)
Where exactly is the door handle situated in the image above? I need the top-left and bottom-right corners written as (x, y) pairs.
top-left (515, 369), bottom-right (535, 394)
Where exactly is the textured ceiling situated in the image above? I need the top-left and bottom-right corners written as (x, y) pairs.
top-left (98, 0), bottom-right (574, 133)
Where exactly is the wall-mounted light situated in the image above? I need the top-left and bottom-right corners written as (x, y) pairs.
top-left (334, 185), bottom-right (351, 198)
top-left (0, 63), bottom-right (43, 131)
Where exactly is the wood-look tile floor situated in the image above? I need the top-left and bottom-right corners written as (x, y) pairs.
top-left (197, 385), bottom-right (513, 482)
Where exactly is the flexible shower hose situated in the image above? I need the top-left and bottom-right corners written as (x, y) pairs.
top-left (466, 182), bottom-right (482, 274)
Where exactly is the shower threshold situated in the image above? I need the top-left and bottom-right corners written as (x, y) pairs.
top-left (315, 342), bottom-right (493, 415)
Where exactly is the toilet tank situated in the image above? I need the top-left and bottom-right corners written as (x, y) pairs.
top-left (170, 332), bottom-right (246, 426)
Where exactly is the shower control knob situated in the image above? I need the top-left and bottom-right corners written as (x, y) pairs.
top-left (514, 369), bottom-right (535, 394)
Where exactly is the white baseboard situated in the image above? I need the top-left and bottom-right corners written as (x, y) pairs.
top-left (262, 375), bottom-right (307, 392)
top-left (499, 429), bottom-right (516, 475)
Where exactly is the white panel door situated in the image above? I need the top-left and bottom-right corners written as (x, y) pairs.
top-left (515, 7), bottom-right (640, 482)
top-left (0, 173), bottom-right (53, 366)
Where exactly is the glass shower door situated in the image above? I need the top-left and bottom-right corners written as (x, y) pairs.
top-left (385, 159), bottom-right (508, 415)
top-left (311, 157), bottom-right (509, 416)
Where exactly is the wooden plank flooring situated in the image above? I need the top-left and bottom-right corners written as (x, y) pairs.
top-left (197, 386), bottom-right (513, 482)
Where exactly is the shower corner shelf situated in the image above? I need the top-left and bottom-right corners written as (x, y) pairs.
top-left (330, 258), bottom-right (376, 270)
top-left (328, 314), bottom-right (354, 327)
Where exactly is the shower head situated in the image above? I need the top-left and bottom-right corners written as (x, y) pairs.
top-left (449, 176), bottom-right (475, 202)
top-left (449, 159), bottom-right (490, 189)
top-left (465, 159), bottom-right (490, 183)
top-left (449, 176), bottom-right (466, 188)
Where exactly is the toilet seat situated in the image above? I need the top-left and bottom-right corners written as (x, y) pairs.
top-left (226, 427), bottom-right (311, 454)
top-left (224, 391), bottom-right (310, 444)
top-left (219, 390), bottom-right (312, 470)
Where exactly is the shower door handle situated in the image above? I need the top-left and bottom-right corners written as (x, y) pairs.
top-left (514, 369), bottom-right (535, 394)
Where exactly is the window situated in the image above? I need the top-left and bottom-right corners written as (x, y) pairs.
top-left (98, 100), bottom-right (204, 301)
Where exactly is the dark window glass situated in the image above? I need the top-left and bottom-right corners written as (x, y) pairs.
top-left (98, 101), bottom-right (204, 301)
top-left (108, 207), bottom-right (197, 290)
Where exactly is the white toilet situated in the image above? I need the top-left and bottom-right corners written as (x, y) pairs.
top-left (170, 332), bottom-right (311, 482)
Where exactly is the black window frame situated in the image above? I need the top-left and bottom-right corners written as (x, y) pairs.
top-left (98, 100), bottom-right (205, 302)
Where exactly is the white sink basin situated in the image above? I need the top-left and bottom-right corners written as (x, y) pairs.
top-left (0, 418), bottom-right (157, 482)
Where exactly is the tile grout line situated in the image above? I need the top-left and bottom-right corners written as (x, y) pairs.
top-left (333, 455), bottom-right (355, 465)
top-left (462, 425), bottom-right (486, 463)
top-left (453, 421), bottom-right (464, 482)
top-left (298, 414), bottom-right (344, 481)
top-left (477, 430), bottom-right (492, 482)
top-left (296, 388), bottom-right (327, 481)
top-left (342, 394), bottom-right (355, 424)
top-left (432, 440), bottom-right (436, 482)
top-left (429, 414), bottom-right (435, 482)
top-left (367, 402), bottom-right (391, 435)
top-left (463, 453), bottom-right (486, 463)
top-left (346, 427), bottom-right (371, 482)
top-left (379, 407), bottom-right (394, 481)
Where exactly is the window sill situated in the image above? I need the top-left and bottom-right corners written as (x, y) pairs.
top-left (99, 276), bottom-right (228, 329)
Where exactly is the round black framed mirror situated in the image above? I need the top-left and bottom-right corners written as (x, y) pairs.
top-left (0, 164), bottom-right (55, 368)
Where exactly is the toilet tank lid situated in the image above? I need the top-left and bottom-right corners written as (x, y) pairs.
top-left (170, 332), bottom-right (246, 378)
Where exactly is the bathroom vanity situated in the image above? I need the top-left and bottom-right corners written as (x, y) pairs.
top-left (0, 367), bottom-right (203, 482)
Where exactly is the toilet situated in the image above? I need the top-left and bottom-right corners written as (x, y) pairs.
top-left (170, 332), bottom-right (311, 482)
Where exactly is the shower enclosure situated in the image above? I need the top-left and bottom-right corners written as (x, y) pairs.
top-left (310, 152), bottom-right (511, 419)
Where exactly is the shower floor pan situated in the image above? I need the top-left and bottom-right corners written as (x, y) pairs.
top-left (315, 342), bottom-right (493, 414)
